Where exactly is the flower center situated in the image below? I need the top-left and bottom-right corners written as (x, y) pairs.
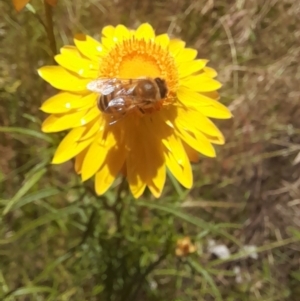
top-left (100, 37), bottom-right (178, 115)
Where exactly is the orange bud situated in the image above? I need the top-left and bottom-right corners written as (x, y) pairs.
top-left (12, 0), bottom-right (30, 12)
top-left (175, 236), bottom-right (197, 257)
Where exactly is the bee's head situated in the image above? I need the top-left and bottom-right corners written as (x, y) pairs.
top-left (154, 77), bottom-right (168, 99)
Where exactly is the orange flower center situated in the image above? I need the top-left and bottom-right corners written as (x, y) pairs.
top-left (99, 37), bottom-right (178, 115)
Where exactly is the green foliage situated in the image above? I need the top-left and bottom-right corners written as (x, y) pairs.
top-left (1, 0), bottom-right (300, 300)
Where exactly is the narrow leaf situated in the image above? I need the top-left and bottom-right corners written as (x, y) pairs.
top-left (0, 205), bottom-right (82, 244)
top-left (188, 258), bottom-right (222, 301)
top-left (9, 188), bottom-right (61, 211)
top-left (3, 168), bottom-right (46, 215)
top-left (9, 286), bottom-right (55, 297)
top-left (0, 126), bottom-right (53, 143)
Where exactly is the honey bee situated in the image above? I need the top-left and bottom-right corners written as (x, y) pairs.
top-left (86, 77), bottom-right (168, 124)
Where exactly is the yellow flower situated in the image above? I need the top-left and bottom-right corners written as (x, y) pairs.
top-left (38, 23), bottom-right (231, 198)
top-left (175, 236), bottom-right (197, 257)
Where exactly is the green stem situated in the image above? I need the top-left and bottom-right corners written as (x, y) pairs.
top-left (103, 177), bottom-right (127, 233)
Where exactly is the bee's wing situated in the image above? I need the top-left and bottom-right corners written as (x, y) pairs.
top-left (86, 78), bottom-right (119, 95)
top-left (87, 78), bottom-right (145, 95)
top-left (107, 97), bottom-right (127, 111)
top-left (105, 96), bottom-right (141, 113)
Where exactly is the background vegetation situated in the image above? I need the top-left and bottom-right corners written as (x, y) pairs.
top-left (1, 0), bottom-right (300, 300)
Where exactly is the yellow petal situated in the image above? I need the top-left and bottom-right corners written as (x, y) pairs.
top-left (125, 118), bottom-right (164, 198)
top-left (169, 39), bottom-right (186, 57)
top-left (163, 134), bottom-right (187, 169)
top-left (101, 36), bottom-right (115, 50)
top-left (176, 48), bottom-right (198, 64)
top-left (74, 34), bottom-right (105, 61)
top-left (143, 118), bottom-right (166, 198)
top-left (155, 34), bottom-right (170, 48)
top-left (144, 114), bottom-right (172, 151)
top-left (95, 165), bottom-right (115, 196)
top-left (75, 148), bottom-right (89, 174)
top-left (147, 162), bottom-right (166, 198)
top-left (204, 67), bottom-right (218, 78)
top-left (79, 118), bottom-right (103, 141)
top-left (55, 53), bottom-right (97, 78)
top-left (163, 107), bottom-right (217, 157)
top-left (178, 60), bottom-right (208, 78)
top-left (79, 106), bottom-right (101, 126)
top-left (81, 128), bottom-right (117, 181)
top-left (177, 87), bottom-right (232, 119)
top-left (38, 66), bottom-right (90, 92)
top-left (40, 92), bottom-right (96, 114)
top-left (135, 23), bottom-right (155, 40)
top-left (102, 25), bottom-right (115, 38)
top-left (128, 176), bottom-right (146, 199)
top-left (95, 144), bottom-right (126, 195)
top-left (164, 136), bottom-right (193, 189)
top-left (202, 133), bottom-right (225, 145)
top-left (175, 102), bottom-right (224, 140)
top-left (42, 112), bottom-right (85, 133)
top-left (126, 149), bottom-right (147, 199)
top-left (41, 105), bottom-right (99, 133)
top-left (128, 114), bottom-right (169, 198)
top-left (114, 24), bottom-right (130, 41)
top-left (81, 132), bottom-right (104, 181)
top-left (180, 74), bottom-right (222, 92)
top-left (125, 122), bottom-right (146, 198)
top-left (176, 128), bottom-right (216, 158)
top-left (52, 127), bottom-right (94, 164)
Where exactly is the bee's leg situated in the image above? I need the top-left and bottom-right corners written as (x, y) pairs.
top-left (138, 108), bottom-right (145, 114)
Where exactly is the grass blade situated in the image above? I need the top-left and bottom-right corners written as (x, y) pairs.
top-left (3, 168), bottom-right (47, 215)
top-left (0, 204), bottom-right (82, 245)
top-left (187, 258), bottom-right (222, 301)
top-left (0, 126), bottom-right (53, 143)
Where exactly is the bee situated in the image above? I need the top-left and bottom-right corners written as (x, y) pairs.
top-left (86, 77), bottom-right (168, 124)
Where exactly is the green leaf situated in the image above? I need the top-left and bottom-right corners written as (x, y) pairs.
top-left (10, 188), bottom-right (61, 211)
top-left (0, 204), bottom-right (82, 245)
top-left (2, 168), bottom-right (47, 215)
top-left (167, 170), bottom-right (186, 197)
top-left (288, 227), bottom-right (300, 240)
top-left (33, 253), bottom-right (73, 283)
top-left (22, 113), bottom-right (40, 123)
top-left (7, 286), bottom-right (55, 297)
top-left (0, 156), bottom-right (42, 184)
top-left (0, 126), bottom-right (53, 143)
top-left (187, 258), bottom-right (222, 301)
top-left (24, 159), bottom-right (49, 179)
top-left (137, 201), bottom-right (241, 236)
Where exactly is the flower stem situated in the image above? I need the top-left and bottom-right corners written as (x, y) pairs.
top-left (43, 0), bottom-right (57, 57)
top-left (114, 176), bottom-right (127, 231)
top-left (101, 177), bottom-right (127, 232)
